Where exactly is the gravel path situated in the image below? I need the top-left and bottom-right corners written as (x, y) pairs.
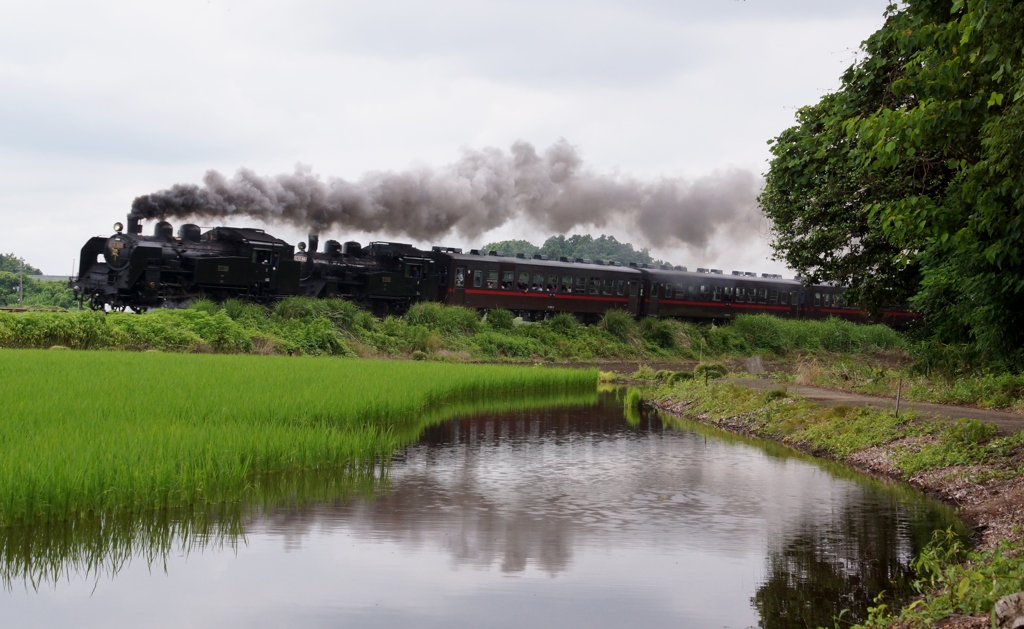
top-left (723, 377), bottom-right (1024, 434)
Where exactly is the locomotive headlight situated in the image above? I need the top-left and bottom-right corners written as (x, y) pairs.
top-left (297, 242), bottom-right (306, 252)
top-left (113, 222), bottom-right (124, 233)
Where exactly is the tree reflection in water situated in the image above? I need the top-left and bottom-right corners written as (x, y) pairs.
top-left (2, 389), bottom-right (962, 629)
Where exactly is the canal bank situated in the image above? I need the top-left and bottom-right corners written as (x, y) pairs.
top-left (648, 379), bottom-right (1024, 628)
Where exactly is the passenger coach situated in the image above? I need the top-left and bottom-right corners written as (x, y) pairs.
top-left (431, 249), bottom-right (642, 322)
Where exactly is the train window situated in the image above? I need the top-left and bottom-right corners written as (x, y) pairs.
top-left (724, 287), bottom-right (733, 298)
top-left (589, 278), bottom-right (600, 295)
top-left (814, 293), bottom-right (821, 307)
top-left (517, 272), bottom-right (529, 290)
top-left (616, 280), bottom-right (625, 296)
top-left (603, 278), bottom-right (614, 295)
top-left (663, 284), bottom-right (672, 298)
top-left (561, 276), bottom-right (572, 292)
top-left (439, 267), bottom-right (449, 286)
top-left (688, 285), bottom-right (696, 298)
top-left (824, 293), bottom-right (832, 307)
top-left (769, 289), bottom-right (778, 304)
top-left (532, 274), bottom-right (544, 291)
top-left (547, 275), bottom-right (558, 291)
top-left (407, 264), bottom-right (423, 279)
top-left (502, 271), bottom-right (514, 289)
top-left (699, 285), bottom-right (709, 301)
top-left (486, 270), bottom-right (498, 289)
top-left (780, 291), bottom-right (789, 305)
top-left (455, 267), bottom-right (465, 287)
top-left (473, 270), bottom-right (483, 288)
top-left (734, 287), bottom-right (744, 302)
top-left (712, 286), bottom-right (723, 301)
top-left (792, 291), bottom-right (800, 305)
top-left (629, 281), bottom-right (638, 296)
top-left (758, 289), bottom-right (768, 303)
top-left (575, 276), bottom-right (586, 292)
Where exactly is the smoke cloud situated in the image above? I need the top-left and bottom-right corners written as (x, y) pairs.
top-left (131, 139), bottom-right (762, 250)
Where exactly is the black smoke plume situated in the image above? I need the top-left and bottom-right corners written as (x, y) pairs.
top-left (131, 139), bottom-right (762, 249)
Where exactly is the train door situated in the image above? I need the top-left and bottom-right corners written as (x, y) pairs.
top-left (627, 280), bottom-right (639, 315)
top-left (648, 281), bottom-right (660, 317)
top-left (451, 265), bottom-right (466, 305)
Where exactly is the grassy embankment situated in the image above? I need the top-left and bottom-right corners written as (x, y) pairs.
top-left (648, 378), bottom-right (1024, 628)
top-left (0, 296), bottom-right (905, 361)
top-left (0, 349), bottom-right (596, 527)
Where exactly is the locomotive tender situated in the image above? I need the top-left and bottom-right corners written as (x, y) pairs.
top-left (72, 216), bottom-right (916, 326)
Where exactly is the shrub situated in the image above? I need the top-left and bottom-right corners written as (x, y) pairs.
top-left (694, 362), bottom-right (728, 380)
top-left (405, 303), bottom-right (481, 337)
top-left (485, 308), bottom-right (515, 331)
top-left (667, 370), bottom-right (693, 384)
top-left (601, 309), bottom-right (635, 343)
top-left (640, 318), bottom-right (677, 349)
top-left (547, 313), bottom-right (579, 337)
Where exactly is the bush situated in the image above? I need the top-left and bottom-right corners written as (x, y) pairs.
top-left (694, 362), bottom-right (728, 380)
top-left (485, 308), bottom-right (515, 331)
top-left (472, 331), bottom-right (546, 358)
top-left (640, 318), bottom-right (677, 350)
top-left (667, 370), bottom-right (693, 384)
top-left (601, 309), bottom-right (635, 343)
top-left (547, 312), bottom-right (579, 337)
top-left (405, 303), bottom-right (481, 337)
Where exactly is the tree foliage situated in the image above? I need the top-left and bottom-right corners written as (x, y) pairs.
top-left (0, 253), bottom-right (42, 275)
top-left (481, 234), bottom-right (667, 266)
top-left (761, 0), bottom-right (1024, 370)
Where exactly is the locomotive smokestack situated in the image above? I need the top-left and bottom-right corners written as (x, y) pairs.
top-left (127, 214), bottom-right (143, 235)
top-left (308, 234), bottom-right (319, 253)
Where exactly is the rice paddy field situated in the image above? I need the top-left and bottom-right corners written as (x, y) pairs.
top-left (0, 349), bottom-right (597, 526)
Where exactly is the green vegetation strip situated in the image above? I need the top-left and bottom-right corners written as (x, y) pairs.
top-left (0, 349), bottom-right (596, 526)
top-left (0, 298), bottom-right (905, 362)
top-left (651, 380), bottom-right (1024, 628)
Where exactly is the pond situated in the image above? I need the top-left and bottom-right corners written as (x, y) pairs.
top-left (2, 390), bottom-right (959, 628)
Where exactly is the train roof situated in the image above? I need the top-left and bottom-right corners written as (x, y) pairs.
top-left (436, 250), bottom-right (644, 275)
top-left (644, 267), bottom-right (802, 285)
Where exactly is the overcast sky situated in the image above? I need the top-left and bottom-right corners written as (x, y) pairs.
top-left (0, 0), bottom-right (891, 276)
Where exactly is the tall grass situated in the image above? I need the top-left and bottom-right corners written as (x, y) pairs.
top-left (0, 349), bottom-right (596, 526)
top-left (0, 299), bottom-right (907, 362)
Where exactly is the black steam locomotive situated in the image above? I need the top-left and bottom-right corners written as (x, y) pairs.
top-left (71, 215), bottom-right (917, 326)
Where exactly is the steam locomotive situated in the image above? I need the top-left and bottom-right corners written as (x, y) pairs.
top-left (71, 215), bottom-right (917, 326)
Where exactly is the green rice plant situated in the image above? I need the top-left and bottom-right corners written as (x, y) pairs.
top-left (0, 349), bottom-right (596, 526)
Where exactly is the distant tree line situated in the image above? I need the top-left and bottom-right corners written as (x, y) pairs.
top-left (480, 234), bottom-right (669, 267)
top-left (760, 0), bottom-right (1024, 371)
top-left (0, 253), bottom-right (76, 308)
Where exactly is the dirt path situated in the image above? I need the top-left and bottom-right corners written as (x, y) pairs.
top-left (723, 377), bottom-right (1024, 434)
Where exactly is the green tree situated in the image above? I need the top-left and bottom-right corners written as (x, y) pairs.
top-left (479, 239), bottom-right (539, 257)
top-left (761, 0), bottom-right (1024, 369)
top-left (0, 253), bottom-right (42, 275)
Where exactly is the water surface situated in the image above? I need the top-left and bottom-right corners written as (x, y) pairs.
top-left (2, 391), bottom-right (958, 628)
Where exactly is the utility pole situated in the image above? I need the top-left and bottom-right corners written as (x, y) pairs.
top-left (18, 257), bottom-right (24, 306)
